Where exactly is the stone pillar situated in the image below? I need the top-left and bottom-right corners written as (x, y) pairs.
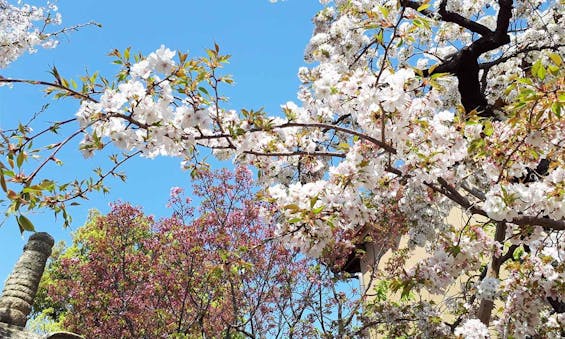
top-left (0, 232), bottom-right (54, 327)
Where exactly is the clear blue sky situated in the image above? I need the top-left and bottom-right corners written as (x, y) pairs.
top-left (0, 0), bottom-right (322, 284)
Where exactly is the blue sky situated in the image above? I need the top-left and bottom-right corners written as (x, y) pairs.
top-left (0, 0), bottom-right (322, 284)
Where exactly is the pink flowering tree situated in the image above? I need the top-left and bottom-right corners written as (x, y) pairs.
top-left (33, 167), bottom-right (364, 338)
top-left (1, 0), bottom-right (564, 337)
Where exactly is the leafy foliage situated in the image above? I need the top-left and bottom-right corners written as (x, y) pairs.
top-left (33, 167), bottom-right (362, 338)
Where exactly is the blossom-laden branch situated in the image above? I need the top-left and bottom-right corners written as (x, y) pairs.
top-left (435, 177), bottom-right (565, 231)
top-left (2, 0), bottom-right (564, 336)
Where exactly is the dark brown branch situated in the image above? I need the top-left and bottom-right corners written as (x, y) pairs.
top-left (479, 44), bottom-right (565, 70)
top-left (421, 0), bottom-right (515, 118)
top-left (243, 150), bottom-right (345, 158)
top-left (433, 178), bottom-right (565, 231)
top-left (0, 77), bottom-right (95, 102)
top-left (275, 122), bottom-right (397, 154)
top-left (197, 122), bottom-right (397, 154)
top-left (510, 216), bottom-right (565, 231)
top-left (499, 244), bottom-right (520, 264)
top-left (437, 0), bottom-right (494, 37)
top-left (547, 297), bottom-right (565, 314)
top-left (434, 178), bottom-right (486, 216)
top-left (460, 182), bottom-right (486, 201)
top-left (478, 221), bottom-right (506, 325)
top-left (449, 264), bottom-right (490, 331)
top-left (400, 0), bottom-right (435, 18)
top-left (401, 0), bottom-right (493, 36)
top-left (468, 0), bottom-right (513, 57)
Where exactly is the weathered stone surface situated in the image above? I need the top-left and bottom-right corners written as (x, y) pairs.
top-left (0, 322), bottom-right (42, 339)
top-left (0, 232), bottom-right (54, 327)
top-left (2, 288), bottom-right (37, 305)
top-left (0, 323), bottom-right (83, 339)
top-left (44, 332), bottom-right (84, 339)
top-left (0, 232), bottom-right (83, 338)
top-left (0, 308), bottom-right (27, 328)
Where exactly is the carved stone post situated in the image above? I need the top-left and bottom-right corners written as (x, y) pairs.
top-left (0, 232), bottom-right (54, 327)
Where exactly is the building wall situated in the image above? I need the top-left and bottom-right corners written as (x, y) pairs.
top-left (359, 208), bottom-right (487, 338)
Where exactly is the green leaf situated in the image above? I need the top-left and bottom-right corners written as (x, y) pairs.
top-left (50, 66), bottom-right (62, 85)
top-left (400, 285), bottom-right (414, 301)
top-left (373, 280), bottom-right (389, 302)
top-left (551, 102), bottom-right (561, 118)
top-left (198, 86), bottom-right (209, 95)
top-left (309, 196), bottom-right (318, 208)
top-left (417, 3), bottom-right (430, 11)
top-left (312, 205), bottom-right (325, 215)
top-left (531, 59), bottom-right (546, 80)
top-left (22, 186), bottom-right (43, 193)
top-left (375, 29), bottom-right (384, 44)
top-left (516, 77), bottom-right (533, 85)
top-left (284, 204), bottom-right (300, 212)
top-left (0, 171), bottom-right (6, 193)
top-left (377, 5), bottom-right (389, 18)
top-left (513, 246), bottom-right (525, 260)
top-left (39, 180), bottom-right (55, 191)
top-left (483, 120), bottom-right (494, 136)
top-left (549, 52), bottom-right (562, 66)
top-left (337, 142), bottom-right (350, 151)
top-left (205, 48), bottom-right (215, 59)
top-left (16, 151), bottom-right (25, 168)
top-left (447, 245), bottom-right (461, 257)
top-left (430, 72), bottom-right (448, 80)
top-left (17, 215), bottom-right (35, 233)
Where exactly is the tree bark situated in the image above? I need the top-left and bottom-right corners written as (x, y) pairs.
top-left (477, 222), bottom-right (505, 325)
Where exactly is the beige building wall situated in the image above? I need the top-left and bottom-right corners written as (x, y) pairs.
top-left (359, 208), bottom-right (486, 338)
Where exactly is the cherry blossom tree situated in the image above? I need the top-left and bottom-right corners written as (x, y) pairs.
top-left (32, 167), bottom-right (363, 338)
top-left (1, 0), bottom-right (564, 337)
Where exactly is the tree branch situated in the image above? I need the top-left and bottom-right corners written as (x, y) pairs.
top-left (401, 0), bottom-right (494, 36)
top-left (244, 150), bottom-right (345, 158)
top-left (479, 44), bottom-right (565, 70)
top-left (400, 0), bottom-right (435, 18)
top-left (420, 0), bottom-right (515, 117)
top-left (437, 0), bottom-right (494, 37)
top-left (478, 221), bottom-right (506, 325)
top-left (434, 178), bottom-right (565, 231)
top-left (274, 122), bottom-right (397, 154)
top-left (510, 216), bottom-right (565, 231)
top-left (0, 77), bottom-right (95, 102)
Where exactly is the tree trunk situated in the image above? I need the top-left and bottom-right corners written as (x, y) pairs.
top-left (477, 222), bottom-right (505, 325)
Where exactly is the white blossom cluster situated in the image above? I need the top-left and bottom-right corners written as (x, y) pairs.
top-left (399, 183), bottom-right (451, 248)
top-left (267, 179), bottom-right (380, 257)
top-left (483, 167), bottom-right (565, 222)
top-left (0, 0), bottom-right (560, 336)
top-left (407, 227), bottom-right (496, 294)
top-left (0, 0), bottom-right (60, 69)
top-left (494, 235), bottom-right (565, 336)
top-left (476, 277), bottom-right (499, 301)
top-left (76, 45), bottom-right (215, 159)
top-left (365, 300), bottom-right (451, 337)
top-left (70, 0), bottom-right (564, 270)
top-left (454, 318), bottom-right (490, 339)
